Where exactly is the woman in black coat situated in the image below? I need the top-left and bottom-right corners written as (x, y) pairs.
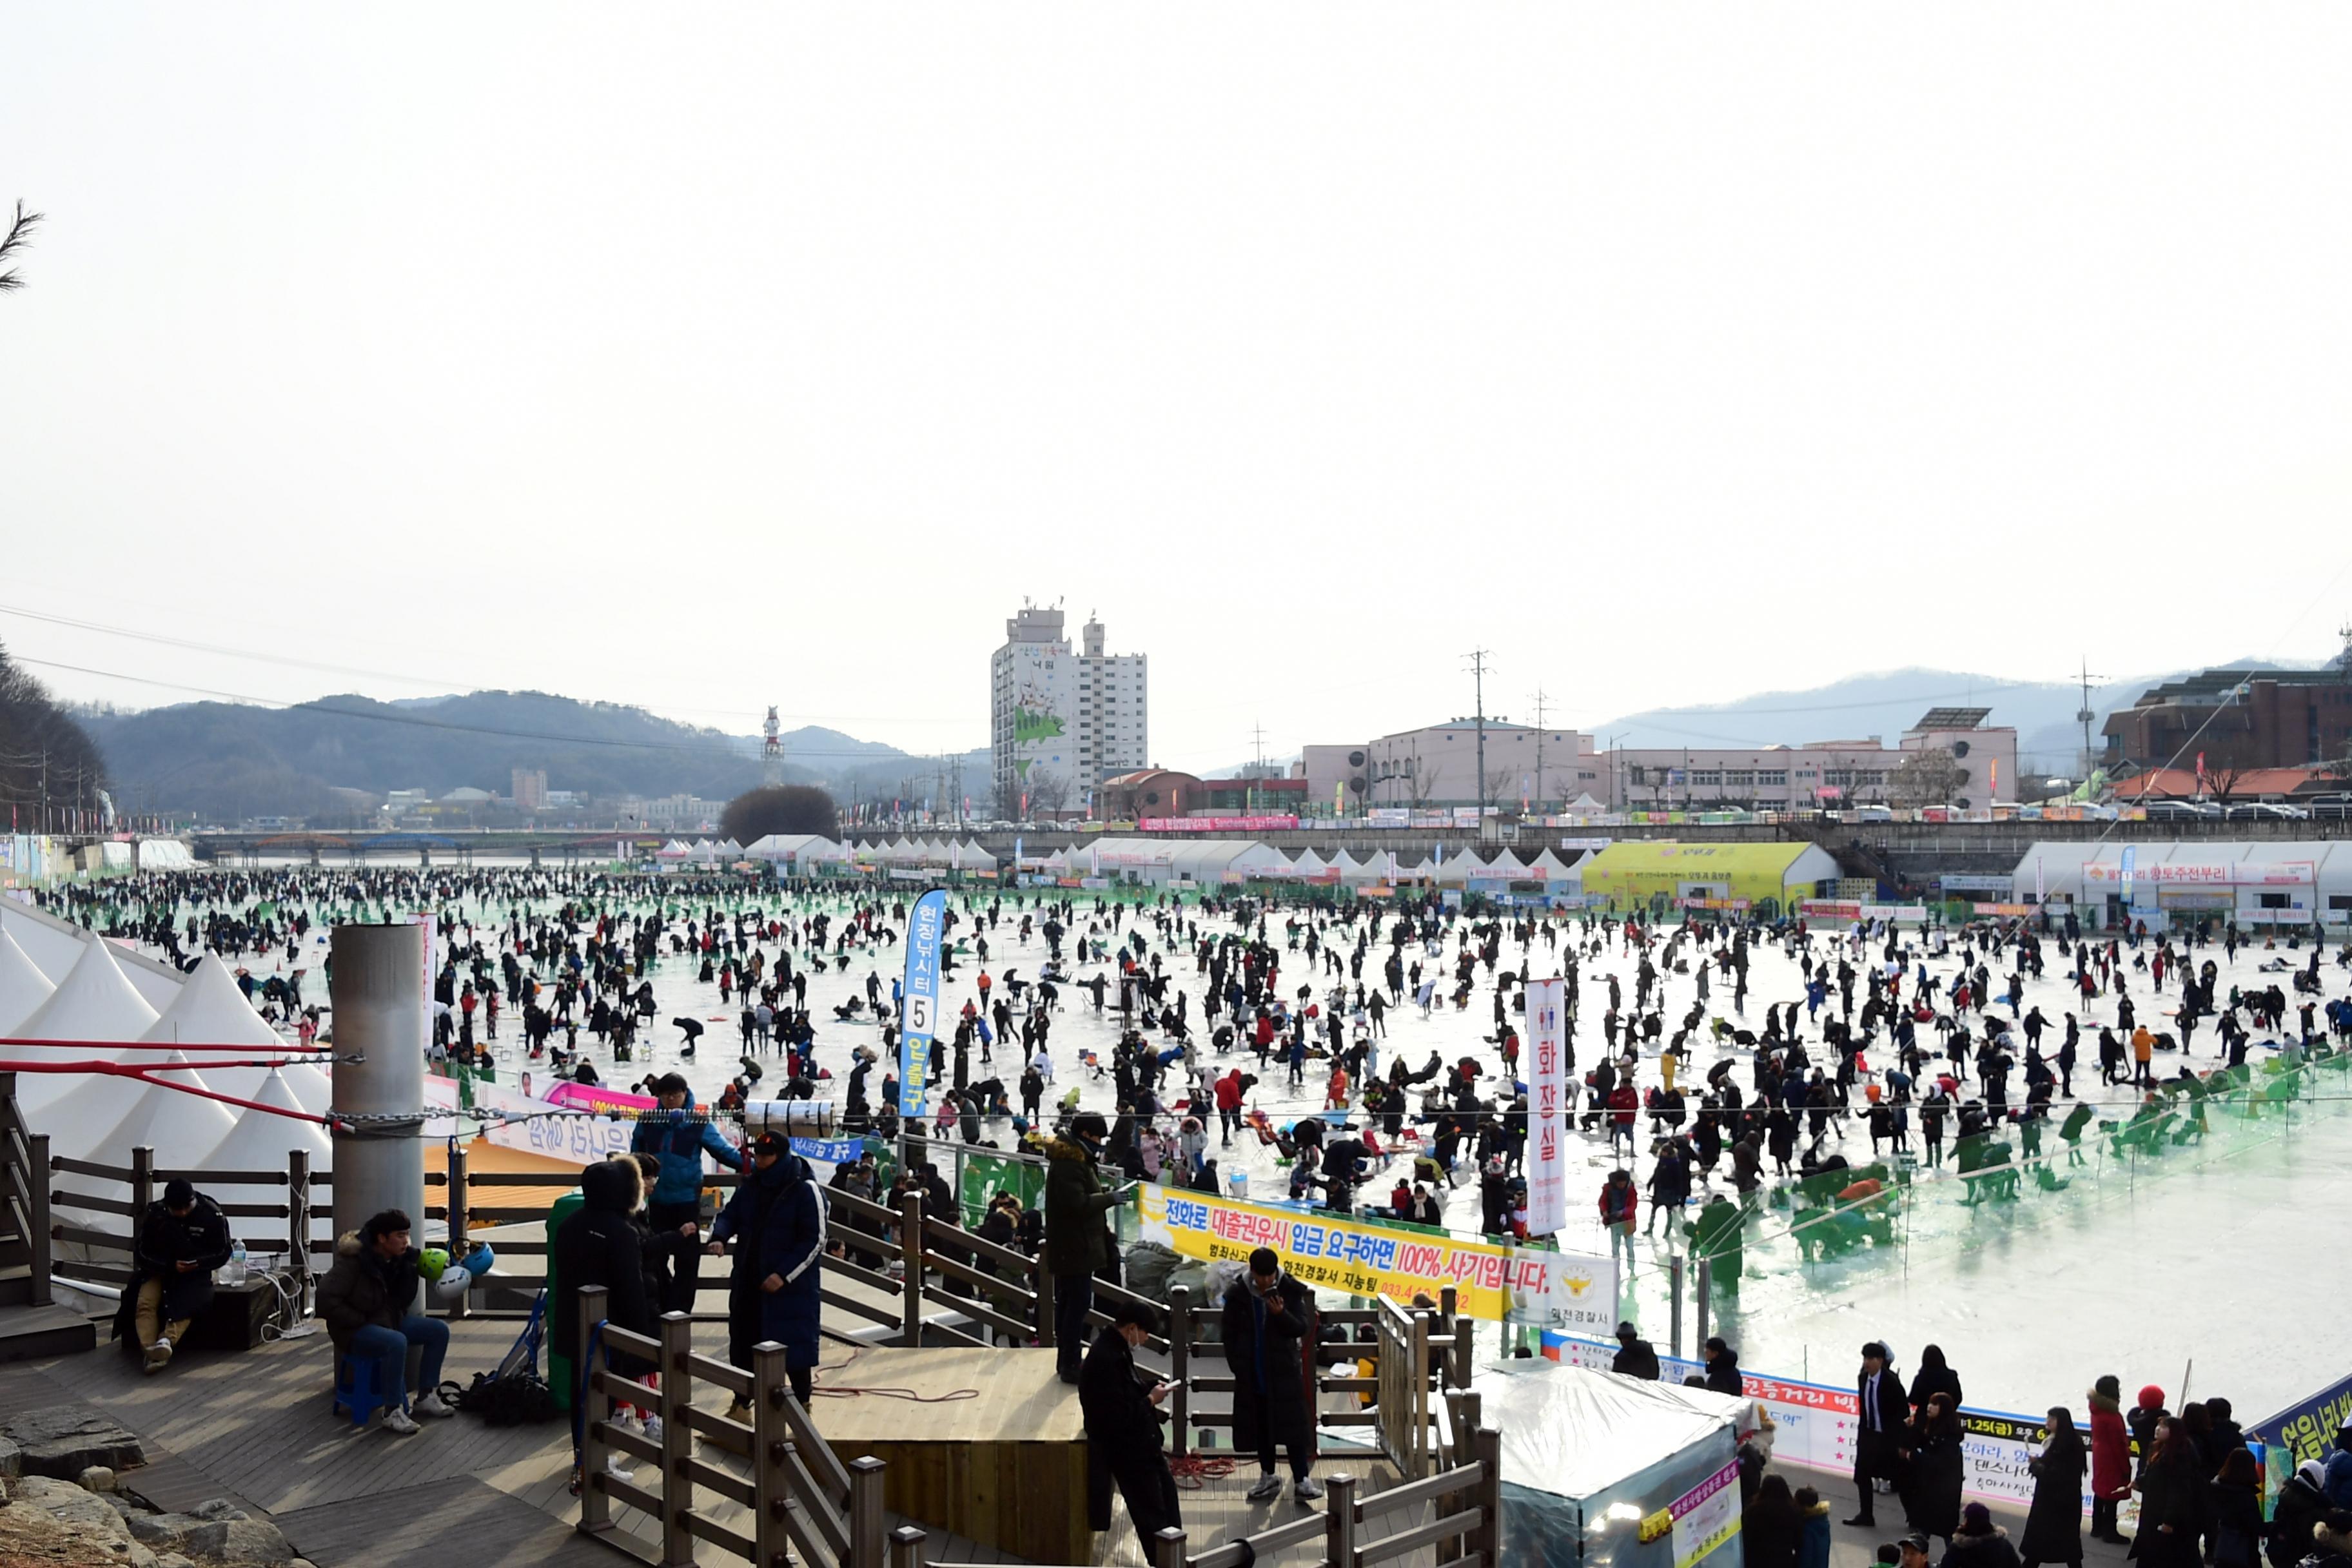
top-left (553, 1158), bottom-right (658, 1379)
top-left (2019, 1406), bottom-right (2086, 1568)
top-left (1903, 1396), bottom-right (1967, 1544)
top-left (1910, 1345), bottom-right (1965, 1412)
top-left (2208, 1450), bottom-right (2264, 1568)
top-left (2133, 1420), bottom-right (2206, 1568)
top-left (1743, 1473), bottom-right (1802, 1568)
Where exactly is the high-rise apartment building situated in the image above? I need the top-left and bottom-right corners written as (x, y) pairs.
top-left (511, 768), bottom-right (548, 810)
top-left (990, 605), bottom-right (1147, 818)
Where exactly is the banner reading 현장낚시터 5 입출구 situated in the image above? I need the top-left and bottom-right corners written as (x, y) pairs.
top-left (1134, 1184), bottom-right (1616, 1328)
top-left (897, 887), bottom-right (946, 1117)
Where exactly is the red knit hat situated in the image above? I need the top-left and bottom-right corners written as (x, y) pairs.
top-left (2138, 1385), bottom-right (2164, 1409)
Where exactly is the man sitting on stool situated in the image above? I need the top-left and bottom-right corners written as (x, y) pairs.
top-left (318, 1209), bottom-right (455, 1435)
top-left (115, 1177), bottom-right (233, 1374)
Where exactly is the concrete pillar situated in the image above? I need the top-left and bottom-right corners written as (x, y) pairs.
top-left (331, 924), bottom-right (427, 1264)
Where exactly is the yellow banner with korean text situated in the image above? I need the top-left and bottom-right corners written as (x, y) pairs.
top-left (1134, 1185), bottom-right (1615, 1328)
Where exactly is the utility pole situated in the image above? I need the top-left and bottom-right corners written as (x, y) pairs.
top-left (1466, 650), bottom-right (1491, 817)
top-left (1607, 732), bottom-right (1626, 812)
top-left (2075, 658), bottom-right (2106, 782)
top-left (1250, 721), bottom-right (1268, 815)
top-left (1530, 687), bottom-right (1551, 814)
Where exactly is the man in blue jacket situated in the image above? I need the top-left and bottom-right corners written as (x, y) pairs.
top-left (632, 1072), bottom-right (747, 1315)
top-left (705, 1130), bottom-right (826, 1415)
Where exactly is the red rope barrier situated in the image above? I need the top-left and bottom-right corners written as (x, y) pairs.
top-left (0, 1059), bottom-right (341, 1128)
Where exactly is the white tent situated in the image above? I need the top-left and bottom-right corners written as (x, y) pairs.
top-left (1527, 848), bottom-right (1580, 888)
top-left (0, 906), bottom-right (92, 985)
top-left (1289, 848), bottom-right (1329, 878)
top-left (1475, 848), bottom-right (1531, 879)
top-left (84, 1051), bottom-right (241, 1177)
top-left (0, 925), bottom-right (56, 1034)
top-left (1395, 855), bottom-right (1436, 883)
top-left (143, 955), bottom-right (329, 1111)
top-left (13, 935), bottom-right (162, 1120)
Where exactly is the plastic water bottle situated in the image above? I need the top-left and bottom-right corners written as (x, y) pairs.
top-left (226, 1241), bottom-right (246, 1284)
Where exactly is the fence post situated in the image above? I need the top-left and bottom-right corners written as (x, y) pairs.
top-left (129, 1147), bottom-right (154, 1229)
top-left (750, 1343), bottom-right (791, 1568)
top-left (1472, 1425), bottom-right (1504, 1567)
top-left (577, 1284), bottom-right (612, 1536)
top-left (889, 1524), bottom-right (928, 1568)
top-left (27, 1133), bottom-right (50, 1309)
top-left (899, 1191), bottom-right (925, 1347)
top-left (1326, 1472), bottom-right (1358, 1568)
top-left (1153, 1526), bottom-right (1189, 1568)
top-left (287, 1149), bottom-right (311, 1316)
top-left (849, 1456), bottom-right (888, 1568)
top-left (1169, 1284), bottom-right (1191, 1456)
top-left (446, 1141), bottom-right (471, 1320)
top-left (1669, 1253), bottom-right (1684, 1360)
top-left (1694, 1256), bottom-right (1710, 1351)
top-left (1035, 1266), bottom-right (1056, 1348)
top-left (660, 1311), bottom-right (694, 1565)
top-left (1409, 1308), bottom-right (1431, 1480)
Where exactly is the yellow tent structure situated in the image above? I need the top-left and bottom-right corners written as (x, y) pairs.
top-left (1576, 839), bottom-right (1843, 914)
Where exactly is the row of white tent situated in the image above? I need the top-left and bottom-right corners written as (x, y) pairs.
top-left (0, 902), bottom-right (334, 1276)
top-left (2008, 839), bottom-right (2352, 925)
top-left (1028, 839), bottom-right (1590, 888)
top-left (736, 835), bottom-right (997, 870)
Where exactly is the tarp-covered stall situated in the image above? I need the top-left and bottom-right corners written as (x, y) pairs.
top-left (1475, 1360), bottom-right (1749, 1568)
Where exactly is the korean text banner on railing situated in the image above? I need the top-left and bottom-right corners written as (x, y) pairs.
top-left (1136, 1185), bottom-right (1616, 1328)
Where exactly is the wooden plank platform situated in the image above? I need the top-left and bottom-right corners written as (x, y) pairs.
top-left (1, 1305), bottom-right (1430, 1568)
top-left (818, 1348), bottom-right (1088, 1564)
top-left (275, 1476), bottom-right (616, 1568)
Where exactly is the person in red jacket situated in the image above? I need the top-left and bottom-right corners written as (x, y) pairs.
top-left (1607, 1079), bottom-right (1642, 1159)
top-left (2086, 1374), bottom-right (2132, 1544)
top-left (1599, 1169), bottom-right (1640, 1265)
top-left (1214, 1069), bottom-right (1247, 1148)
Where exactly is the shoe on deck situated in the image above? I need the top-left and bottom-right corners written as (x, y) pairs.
top-left (1246, 1475), bottom-right (1284, 1502)
top-left (1294, 1479), bottom-right (1325, 1502)
top-left (383, 1409), bottom-right (420, 1436)
top-left (415, 1392), bottom-right (456, 1419)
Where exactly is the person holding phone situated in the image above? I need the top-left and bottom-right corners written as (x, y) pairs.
top-left (1223, 1247), bottom-right (1320, 1504)
top-left (1079, 1300), bottom-right (1181, 1545)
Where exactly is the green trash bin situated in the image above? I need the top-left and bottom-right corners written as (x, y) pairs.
top-left (545, 1188), bottom-right (583, 1411)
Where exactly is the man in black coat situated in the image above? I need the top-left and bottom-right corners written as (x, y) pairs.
top-left (1846, 1339), bottom-right (1911, 1526)
top-left (115, 1178), bottom-right (234, 1373)
top-left (1079, 1300), bottom-right (1181, 1545)
top-left (1703, 1336), bottom-right (1743, 1396)
top-left (1611, 1320), bottom-right (1661, 1380)
top-left (1222, 1247), bottom-right (1321, 1503)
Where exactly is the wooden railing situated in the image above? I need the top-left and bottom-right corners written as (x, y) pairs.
top-left (886, 1416), bottom-right (1505, 1568)
top-left (575, 1282), bottom-right (886, 1568)
top-left (46, 1144), bottom-right (320, 1313)
top-left (1163, 1284), bottom-right (1468, 1472)
top-left (0, 1075), bottom-right (54, 1308)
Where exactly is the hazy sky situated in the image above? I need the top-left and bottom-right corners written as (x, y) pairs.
top-left (6, 6), bottom-right (2351, 771)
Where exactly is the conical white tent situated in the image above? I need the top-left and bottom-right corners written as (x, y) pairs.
top-left (13, 936), bottom-right (162, 1120)
top-left (0, 925), bottom-right (56, 1034)
top-left (85, 1051), bottom-right (240, 1175)
top-left (1479, 848), bottom-right (1531, 878)
top-left (206, 1067), bottom-right (335, 1260)
top-left (144, 956), bottom-right (308, 1106)
top-left (1289, 849), bottom-right (1329, 877)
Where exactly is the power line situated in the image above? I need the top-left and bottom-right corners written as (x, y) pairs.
top-left (0, 603), bottom-right (921, 729)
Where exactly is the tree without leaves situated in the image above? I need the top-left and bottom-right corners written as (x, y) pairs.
top-left (720, 784), bottom-right (838, 844)
top-left (1890, 748), bottom-right (1965, 808)
top-left (0, 201), bottom-right (41, 293)
top-left (0, 641), bottom-right (110, 827)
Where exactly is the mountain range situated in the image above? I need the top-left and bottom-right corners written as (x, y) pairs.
top-left (81, 690), bottom-right (988, 825)
top-left (1591, 661), bottom-right (2322, 776)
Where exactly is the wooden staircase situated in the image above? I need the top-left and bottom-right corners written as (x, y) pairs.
top-left (0, 1073), bottom-right (96, 1362)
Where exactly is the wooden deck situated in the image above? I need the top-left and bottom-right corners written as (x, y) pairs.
top-left (0, 1313), bottom-right (1428, 1568)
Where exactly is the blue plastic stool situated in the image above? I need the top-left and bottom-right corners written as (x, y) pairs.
top-left (331, 1352), bottom-right (407, 1429)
